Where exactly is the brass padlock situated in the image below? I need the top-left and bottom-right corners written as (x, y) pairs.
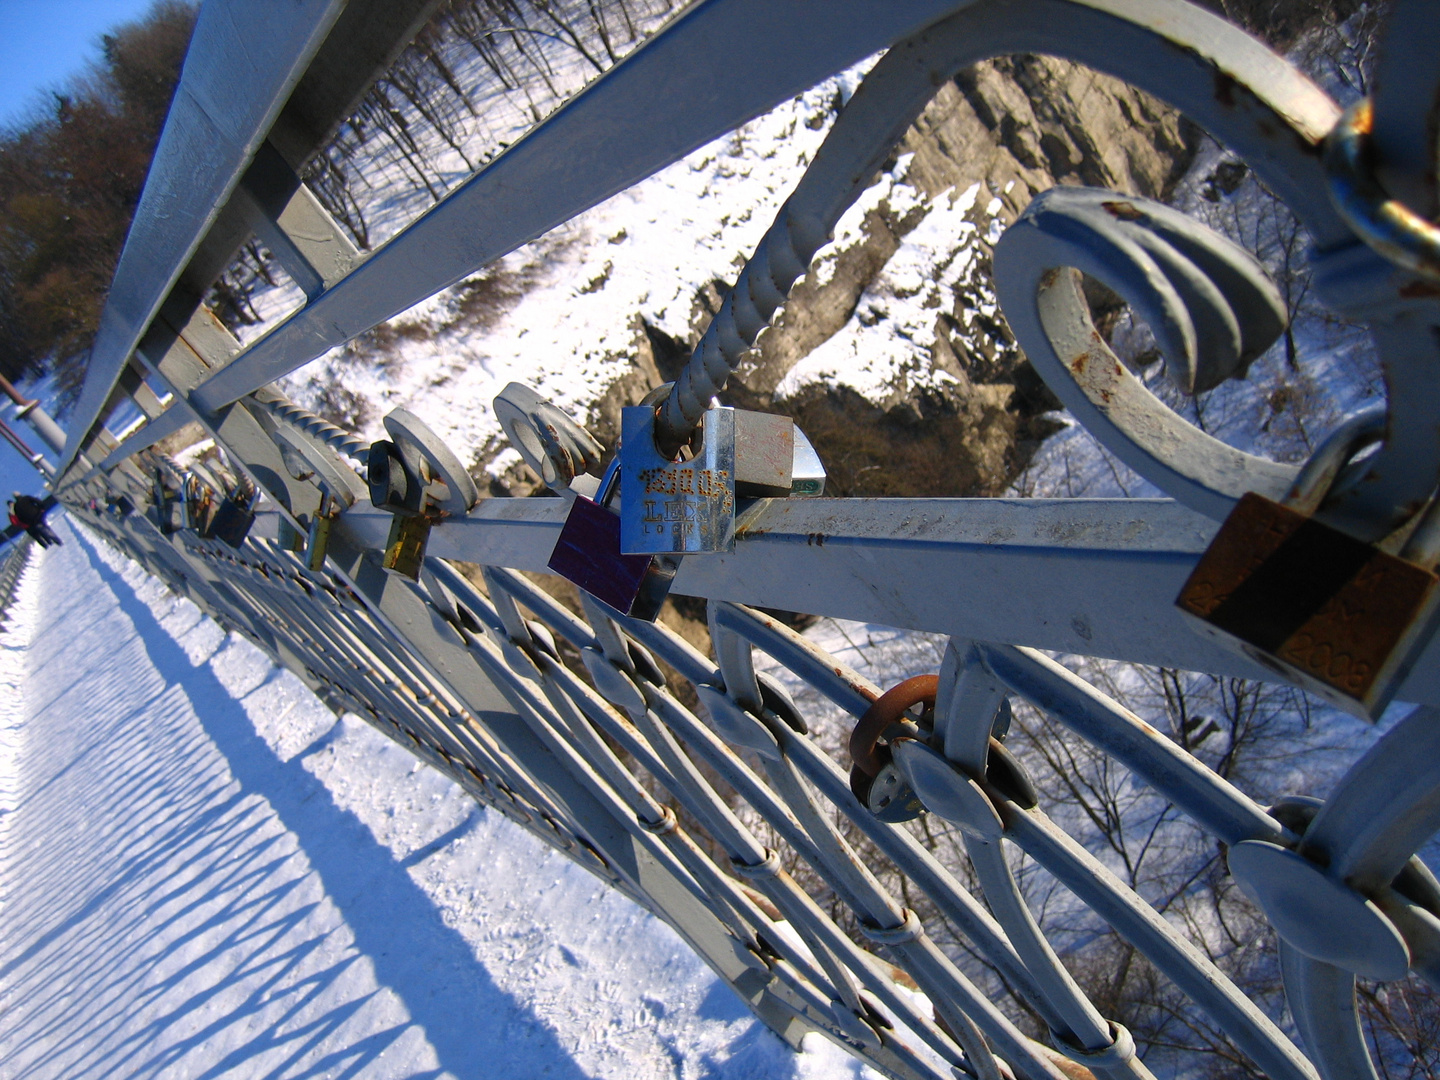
top-left (383, 513), bottom-right (431, 580)
top-left (1177, 410), bottom-right (1440, 720)
top-left (306, 495), bottom-right (340, 573)
top-left (368, 410), bottom-right (479, 581)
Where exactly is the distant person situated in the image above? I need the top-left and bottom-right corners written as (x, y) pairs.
top-left (9, 493), bottom-right (60, 548)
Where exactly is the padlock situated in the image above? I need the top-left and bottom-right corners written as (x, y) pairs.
top-left (384, 513), bottom-right (431, 580)
top-left (1177, 407), bottom-right (1440, 720)
top-left (367, 440), bottom-right (410, 512)
top-left (732, 410), bottom-right (793, 498)
top-left (181, 476), bottom-right (213, 533)
top-left (620, 405), bottom-right (736, 555)
top-left (548, 456), bottom-right (678, 620)
top-left (202, 482), bottom-right (259, 549)
top-left (728, 408), bottom-right (829, 498)
top-left (153, 469), bottom-right (184, 535)
top-left (366, 409), bottom-right (479, 580)
top-left (306, 494), bottom-right (339, 573)
top-left (791, 424), bottom-right (826, 497)
top-left (494, 384), bottom-right (686, 618)
top-left (732, 411), bottom-right (827, 497)
top-left (848, 675), bottom-right (936, 823)
top-left (368, 436), bottom-right (432, 578)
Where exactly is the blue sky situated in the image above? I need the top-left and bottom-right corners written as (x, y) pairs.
top-left (0, 0), bottom-right (160, 129)
top-left (0, 0), bottom-right (157, 492)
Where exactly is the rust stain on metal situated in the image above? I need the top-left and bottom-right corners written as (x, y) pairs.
top-left (850, 674), bottom-right (936, 776)
top-left (1071, 354), bottom-right (1088, 375)
top-left (1101, 200), bottom-right (1144, 221)
top-left (843, 670), bottom-right (880, 705)
top-left (1177, 491), bottom-right (1440, 715)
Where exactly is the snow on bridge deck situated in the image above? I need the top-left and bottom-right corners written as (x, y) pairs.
top-left (0, 517), bottom-right (867, 1079)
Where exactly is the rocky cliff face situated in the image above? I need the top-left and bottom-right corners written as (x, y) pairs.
top-left (569, 56), bottom-right (1196, 503)
top-left (719, 57), bottom-right (1196, 499)
top-left (298, 48), bottom-right (1198, 505)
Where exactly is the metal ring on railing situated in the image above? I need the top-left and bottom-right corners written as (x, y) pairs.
top-left (1052, 1020), bottom-right (1138, 1069)
top-left (639, 806), bottom-right (678, 835)
top-left (859, 908), bottom-right (925, 946)
top-left (849, 674), bottom-right (937, 778)
top-left (1325, 98), bottom-right (1440, 285)
top-left (731, 847), bottom-right (783, 880)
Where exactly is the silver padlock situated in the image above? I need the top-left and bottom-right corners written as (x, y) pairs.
top-left (791, 424), bottom-right (826, 497)
top-left (620, 405), bottom-right (736, 555)
top-left (732, 410), bottom-right (793, 498)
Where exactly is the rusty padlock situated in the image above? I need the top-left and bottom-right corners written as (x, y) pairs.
top-left (1177, 407), bottom-right (1440, 720)
top-left (849, 675), bottom-right (935, 823)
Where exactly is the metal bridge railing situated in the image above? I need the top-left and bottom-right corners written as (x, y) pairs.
top-left (44, 1), bottom-right (1440, 1078)
top-left (0, 536), bottom-right (34, 625)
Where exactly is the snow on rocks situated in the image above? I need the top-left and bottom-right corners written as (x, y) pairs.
top-left (274, 64), bottom-right (877, 470)
top-left (776, 176), bottom-right (995, 405)
top-left (0, 519), bottom-right (877, 1079)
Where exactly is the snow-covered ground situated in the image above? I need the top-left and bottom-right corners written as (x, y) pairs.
top-left (271, 61), bottom-right (882, 476)
top-left (0, 516), bottom-right (873, 1080)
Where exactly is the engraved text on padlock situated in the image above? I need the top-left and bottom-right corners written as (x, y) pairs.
top-left (620, 406), bottom-right (735, 555)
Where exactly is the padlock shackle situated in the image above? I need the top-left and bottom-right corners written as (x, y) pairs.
top-left (850, 674), bottom-right (938, 778)
top-left (595, 454), bottom-right (622, 509)
top-left (1400, 497), bottom-right (1440, 567)
top-left (1285, 403), bottom-right (1387, 516)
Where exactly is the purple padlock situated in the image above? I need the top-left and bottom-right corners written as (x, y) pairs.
top-left (548, 460), bottom-right (676, 620)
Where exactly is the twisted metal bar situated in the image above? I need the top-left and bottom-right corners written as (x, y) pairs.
top-left (254, 393), bottom-right (370, 464)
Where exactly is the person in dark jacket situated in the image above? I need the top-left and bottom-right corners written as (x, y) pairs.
top-left (8, 493), bottom-right (60, 548)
